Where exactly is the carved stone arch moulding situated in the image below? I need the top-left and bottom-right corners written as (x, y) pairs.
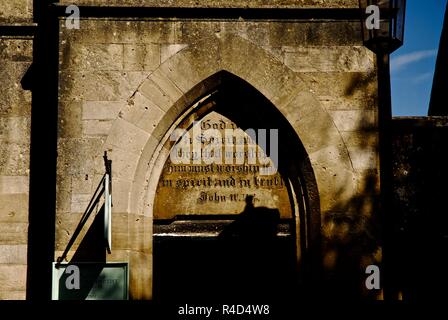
top-left (99, 33), bottom-right (356, 298)
top-left (111, 34), bottom-right (357, 219)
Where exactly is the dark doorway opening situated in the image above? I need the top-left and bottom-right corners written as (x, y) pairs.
top-left (153, 216), bottom-right (297, 302)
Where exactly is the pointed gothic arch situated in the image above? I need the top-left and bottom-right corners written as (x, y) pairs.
top-left (99, 34), bottom-right (357, 298)
top-left (148, 70), bottom-right (321, 300)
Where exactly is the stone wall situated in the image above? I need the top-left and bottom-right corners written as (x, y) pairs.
top-left (0, 1), bottom-right (33, 301)
top-left (0, 0), bottom-right (33, 24)
top-left (56, 7), bottom-right (379, 299)
top-left (0, 0), bottom-right (382, 300)
top-left (391, 117), bottom-right (448, 300)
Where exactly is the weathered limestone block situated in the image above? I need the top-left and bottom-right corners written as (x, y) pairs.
top-left (219, 33), bottom-right (306, 109)
top-left (309, 147), bottom-right (358, 212)
top-left (268, 21), bottom-right (362, 47)
top-left (59, 70), bottom-right (148, 101)
top-left (0, 0), bottom-right (33, 23)
top-left (281, 90), bottom-right (321, 123)
top-left (161, 44), bottom-right (188, 63)
top-left (81, 100), bottom-right (119, 134)
top-left (71, 174), bottom-right (94, 194)
top-left (103, 144), bottom-right (141, 181)
top-left (178, 20), bottom-right (362, 52)
top-left (82, 120), bottom-right (114, 136)
top-left (328, 110), bottom-right (376, 132)
top-left (300, 72), bottom-right (378, 111)
top-left (139, 78), bottom-right (181, 113)
top-left (128, 214), bottom-right (152, 251)
top-left (0, 290), bottom-right (26, 300)
top-left (0, 194), bottom-right (29, 223)
top-left (0, 265), bottom-right (27, 291)
top-left (129, 251), bottom-right (152, 300)
top-left (61, 43), bottom-right (124, 71)
top-left (58, 100), bottom-right (82, 138)
top-left (0, 245), bottom-right (27, 264)
top-left (70, 193), bottom-right (92, 214)
top-left (123, 44), bottom-right (161, 71)
top-left (57, 138), bottom-right (104, 176)
top-left (0, 176), bottom-right (29, 194)
top-left (105, 118), bottom-right (150, 154)
top-left (0, 41), bottom-right (32, 119)
top-left (120, 92), bottom-right (166, 137)
top-left (61, 20), bottom-right (182, 45)
top-left (0, 223), bottom-right (28, 244)
top-left (292, 109), bottom-right (348, 157)
top-left (0, 117), bottom-right (30, 146)
top-left (157, 36), bottom-right (221, 93)
top-left (341, 132), bottom-right (379, 172)
top-left (55, 189), bottom-right (71, 217)
top-left (129, 134), bottom-right (162, 215)
top-left (110, 178), bottom-right (132, 214)
top-left (284, 46), bottom-right (374, 73)
top-left (83, 101), bottom-right (125, 120)
top-left (0, 143), bottom-right (30, 176)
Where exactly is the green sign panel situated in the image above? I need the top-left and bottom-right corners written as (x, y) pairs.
top-left (52, 262), bottom-right (128, 300)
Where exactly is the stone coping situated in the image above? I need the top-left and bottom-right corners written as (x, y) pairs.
top-left (58, 0), bottom-right (359, 9)
top-left (392, 116), bottom-right (448, 129)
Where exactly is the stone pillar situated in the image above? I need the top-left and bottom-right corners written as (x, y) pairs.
top-left (0, 0), bottom-right (34, 300)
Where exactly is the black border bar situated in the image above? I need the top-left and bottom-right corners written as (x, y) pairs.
top-left (0, 24), bottom-right (37, 37)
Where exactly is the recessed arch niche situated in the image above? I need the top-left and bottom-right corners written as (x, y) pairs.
top-left (148, 71), bottom-right (320, 301)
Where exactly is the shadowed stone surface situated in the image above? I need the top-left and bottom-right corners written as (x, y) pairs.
top-left (0, 36), bottom-right (32, 300)
top-left (55, 14), bottom-right (380, 299)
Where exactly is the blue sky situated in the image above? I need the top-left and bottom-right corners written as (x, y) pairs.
top-left (391, 0), bottom-right (447, 115)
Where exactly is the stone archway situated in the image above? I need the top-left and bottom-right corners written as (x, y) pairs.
top-left (100, 34), bottom-right (356, 299)
top-left (149, 71), bottom-right (319, 301)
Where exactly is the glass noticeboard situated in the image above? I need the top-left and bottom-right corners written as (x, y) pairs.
top-left (52, 262), bottom-right (128, 300)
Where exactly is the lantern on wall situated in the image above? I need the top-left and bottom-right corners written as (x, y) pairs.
top-left (359, 0), bottom-right (406, 54)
